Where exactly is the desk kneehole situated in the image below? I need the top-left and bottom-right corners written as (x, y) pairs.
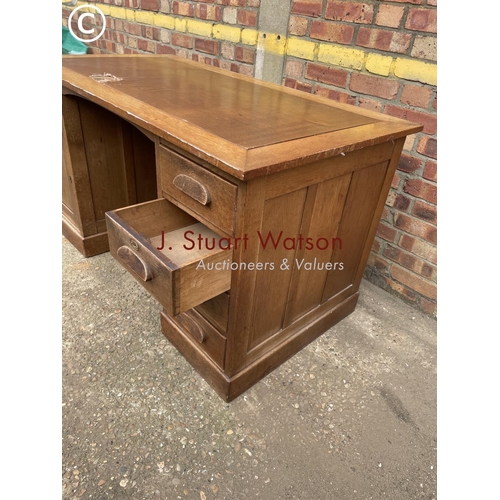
top-left (105, 198), bottom-right (233, 317)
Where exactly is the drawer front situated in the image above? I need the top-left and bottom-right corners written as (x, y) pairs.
top-left (172, 310), bottom-right (226, 369)
top-left (105, 199), bottom-right (232, 316)
top-left (159, 145), bottom-right (238, 235)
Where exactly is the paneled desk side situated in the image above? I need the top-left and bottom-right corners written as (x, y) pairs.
top-left (62, 55), bottom-right (422, 400)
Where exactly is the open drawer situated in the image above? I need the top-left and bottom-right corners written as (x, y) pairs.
top-left (105, 199), bottom-right (233, 316)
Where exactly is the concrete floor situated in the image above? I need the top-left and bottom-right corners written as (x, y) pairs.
top-left (62, 236), bottom-right (437, 500)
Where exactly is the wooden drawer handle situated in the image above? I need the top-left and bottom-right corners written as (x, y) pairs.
top-left (173, 174), bottom-right (211, 206)
top-left (117, 245), bottom-right (153, 282)
top-left (176, 314), bottom-right (206, 343)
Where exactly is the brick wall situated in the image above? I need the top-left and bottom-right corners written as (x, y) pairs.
top-left (63, 0), bottom-right (437, 316)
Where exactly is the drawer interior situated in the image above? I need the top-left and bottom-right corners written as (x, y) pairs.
top-left (106, 199), bottom-right (233, 316)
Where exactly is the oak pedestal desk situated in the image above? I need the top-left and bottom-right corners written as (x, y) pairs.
top-left (62, 55), bottom-right (422, 401)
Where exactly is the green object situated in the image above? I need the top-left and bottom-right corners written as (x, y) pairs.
top-left (62, 26), bottom-right (88, 55)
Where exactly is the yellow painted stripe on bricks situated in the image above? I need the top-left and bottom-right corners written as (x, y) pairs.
top-left (318, 44), bottom-right (365, 71)
top-left (135, 10), bottom-right (155, 25)
top-left (108, 6), bottom-right (126, 20)
top-left (154, 14), bottom-right (175, 30)
top-left (394, 58), bottom-right (437, 86)
top-left (174, 18), bottom-right (187, 33)
top-left (241, 28), bottom-right (258, 46)
top-left (65, 3), bottom-right (437, 85)
top-left (187, 19), bottom-right (213, 38)
top-left (213, 24), bottom-right (241, 43)
top-left (365, 53), bottom-right (393, 77)
top-left (286, 37), bottom-right (315, 61)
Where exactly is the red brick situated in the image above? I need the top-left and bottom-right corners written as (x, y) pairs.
top-left (142, 26), bottom-right (160, 40)
top-left (386, 190), bottom-right (411, 211)
top-left (417, 136), bottom-right (437, 159)
top-left (194, 38), bottom-right (219, 54)
top-left (391, 171), bottom-right (401, 189)
top-left (394, 213), bottom-right (436, 244)
top-left (141, 0), bottom-right (159, 11)
top-left (367, 253), bottom-right (390, 271)
top-left (406, 8), bottom-right (437, 33)
top-left (238, 9), bottom-right (257, 26)
top-left (350, 73), bottom-right (400, 100)
top-left (383, 243), bottom-right (401, 261)
top-left (403, 178), bottom-right (436, 204)
top-left (172, 33), bottom-right (193, 49)
top-left (325, 1), bottom-right (374, 24)
top-left (412, 200), bottom-right (436, 225)
top-left (291, 0), bottom-right (323, 17)
top-left (377, 274), bottom-right (418, 302)
top-left (113, 32), bottom-right (126, 44)
top-left (285, 60), bottom-right (304, 78)
top-left (102, 40), bottom-right (117, 52)
top-left (124, 0), bottom-right (139, 7)
top-left (310, 20), bottom-right (354, 45)
top-left (385, 0), bottom-right (422, 3)
top-left (157, 43), bottom-right (176, 54)
top-left (377, 222), bottom-right (398, 242)
top-left (385, 105), bottom-right (437, 135)
top-left (124, 22), bottom-right (141, 36)
top-left (423, 160), bottom-right (437, 182)
top-left (305, 63), bottom-right (348, 88)
top-left (173, 1), bottom-right (194, 16)
top-left (399, 234), bottom-right (436, 264)
top-left (398, 153), bottom-right (422, 173)
top-left (376, 4), bottom-right (404, 28)
top-left (384, 245), bottom-right (434, 279)
top-left (313, 86), bottom-right (356, 105)
top-left (138, 39), bottom-right (155, 52)
top-left (356, 27), bottom-right (411, 54)
top-left (381, 206), bottom-right (391, 222)
top-left (221, 42), bottom-right (235, 60)
top-left (358, 98), bottom-right (383, 112)
top-left (284, 78), bottom-right (313, 93)
top-left (391, 265), bottom-right (436, 299)
top-left (196, 4), bottom-right (221, 20)
top-left (235, 46), bottom-right (255, 64)
top-left (192, 54), bottom-right (214, 65)
top-left (420, 297), bottom-right (436, 316)
top-left (289, 16), bottom-right (308, 36)
top-left (372, 238), bottom-right (381, 253)
top-left (400, 84), bottom-right (433, 108)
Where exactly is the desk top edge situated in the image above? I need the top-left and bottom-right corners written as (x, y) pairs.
top-left (62, 54), bottom-right (423, 180)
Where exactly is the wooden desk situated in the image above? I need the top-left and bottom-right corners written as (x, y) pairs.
top-left (62, 55), bottom-right (421, 401)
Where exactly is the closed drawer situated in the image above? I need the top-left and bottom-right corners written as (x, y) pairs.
top-left (169, 309), bottom-right (226, 369)
top-left (105, 199), bottom-right (232, 316)
top-left (159, 145), bottom-right (238, 235)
